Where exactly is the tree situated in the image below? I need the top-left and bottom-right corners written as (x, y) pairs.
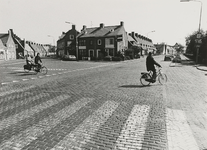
top-left (185, 29), bottom-right (207, 63)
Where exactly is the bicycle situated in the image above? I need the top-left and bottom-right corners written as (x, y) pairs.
top-left (140, 67), bottom-right (167, 86)
top-left (23, 63), bottom-right (48, 75)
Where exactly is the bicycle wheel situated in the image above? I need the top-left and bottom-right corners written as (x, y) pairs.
top-left (140, 73), bottom-right (151, 86)
top-left (158, 73), bottom-right (167, 84)
top-left (40, 66), bottom-right (48, 75)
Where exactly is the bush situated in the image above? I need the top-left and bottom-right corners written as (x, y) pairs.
top-left (124, 56), bottom-right (131, 60)
top-left (104, 56), bottom-right (112, 61)
top-left (112, 57), bottom-right (122, 61)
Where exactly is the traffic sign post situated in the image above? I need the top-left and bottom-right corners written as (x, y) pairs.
top-left (195, 32), bottom-right (202, 64)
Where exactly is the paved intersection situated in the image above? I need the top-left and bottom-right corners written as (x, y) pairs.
top-left (0, 56), bottom-right (206, 150)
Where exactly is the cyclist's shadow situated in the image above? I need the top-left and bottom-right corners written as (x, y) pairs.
top-left (119, 85), bottom-right (149, 88)
top-left (119, 84), bottom-right (161, 88)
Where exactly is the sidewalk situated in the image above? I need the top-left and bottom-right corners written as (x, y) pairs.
top-left (180, 54), bottom-right (207, 71)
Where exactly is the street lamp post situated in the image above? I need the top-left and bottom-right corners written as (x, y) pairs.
top-left (48, 35), bottom-right (55, 56)
top-left (65, 21), bottom-right (78, 61)
top-left (180, 0), bottom-right (203, 64)
top-left (146, 30), bottom-right (155, 37)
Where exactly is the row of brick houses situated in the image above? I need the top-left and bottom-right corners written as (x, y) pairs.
top-left (57, 21), bottom-right (156, 60)
top-left (0, 29), bottom-right (52, 60)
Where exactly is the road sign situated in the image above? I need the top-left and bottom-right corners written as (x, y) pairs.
top-left (196, 33), bottom-right (202, 39)
top-left (195, 39), bottom-right (202, 44)
top-left (196, 45), bottom-right (201, 48)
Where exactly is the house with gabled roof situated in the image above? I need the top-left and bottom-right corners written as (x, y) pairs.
top-left (127, 33), bottom-right (142, 58)
top-left (57, 25), bottom-right (79, 58)
top-left (77, 21), bottom-right (128, 60)
top-left (0, 29), bottom-right (26, 59)
top-left (129, 32), bottom-right (156, 55)
top-left (0, 39), bottom-right (6, 60)
top-left (0, 29), bottom-right (16, 60)
top-left (25, 41), bottom-right (35, 56)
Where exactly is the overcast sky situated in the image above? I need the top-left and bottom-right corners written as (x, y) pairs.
top-left (0, 0), bottom-right (206, 46)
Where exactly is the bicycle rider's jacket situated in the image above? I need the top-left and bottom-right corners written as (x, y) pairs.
top-left (34, 55), bottom-right (42, 64)
top-left (146, 56), bottom-right (161, 71)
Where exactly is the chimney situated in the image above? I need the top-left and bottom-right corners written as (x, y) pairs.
top-left (8, 29), bottom-right (14, 37)
top-left (129, 33), bottom-right (131, 36)
top-left (131, 32), bottom-right (135, 38)
top-left (135, 33), bottom-right (138, 37)
top-left (72, 25), bottom-right (76, 30)
top-left (100, 23), bottom-right (104, 28)
top-left (120, 21), bottom-right (124, 26)
top-left (82, 25), bottom-right (86, 31)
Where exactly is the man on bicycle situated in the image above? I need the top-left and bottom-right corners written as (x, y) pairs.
top-left (146, 52), bottom-right (161, 82)
top-left (34, 53), bottom-right (42, 72)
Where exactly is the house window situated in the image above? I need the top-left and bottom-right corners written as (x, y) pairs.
top-left (70, 35), bottom-right (74, 40)
top-left (97, 39), bottom-right (102, 45)
top-left (79, 40), bottom-right (86, 46)
top-left (90, 40), bottom-right (93, 45)
top-left (67, 41), bottom-right (72, 47)
top-left (109, 39), bottom-right (114, 44)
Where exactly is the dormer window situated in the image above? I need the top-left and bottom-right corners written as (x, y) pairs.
top-left (70, 35), bottom-right (74, 40)
top-left (97, 39), bottom-right (102, 45)
top-left (110, 29), bottom-right (114, 32)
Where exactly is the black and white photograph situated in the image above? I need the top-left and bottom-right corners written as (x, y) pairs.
top-left (0, 0), bottom-right (207, 149)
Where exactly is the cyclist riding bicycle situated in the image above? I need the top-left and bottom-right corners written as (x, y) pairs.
top-left (25, 54), bottom-right (34, 68)
top-left (34, 53), bottom-right (42, 72)
top-left (146, 52), bottom-right (161, 83)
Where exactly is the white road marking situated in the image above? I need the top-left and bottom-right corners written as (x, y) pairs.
top-left (166, 108), bottom-right (199, 150)
top-left (115, 105), bottom-right (150, 149)
top-left (0, 94), bottom-right (70, 130)
top-left (0, 62), bottom-right (120, 85)
top-left (22, 79), bottom-right (29, 81)
top-left (0, 97), bottom-right (93, 149)
top-left (0, 93), bottom-right (50, 114)
top-left (0, 85), bottom-right (35, 97)
top-left (52, 100), bottom-right (119, 149)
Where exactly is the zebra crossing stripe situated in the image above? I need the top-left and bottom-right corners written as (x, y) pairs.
top-left (0, 93), bottom-right (50, 114)
top-left (52, 100), bottom-right (119, 149)
top-left (166, 108), bottom-right (199, 150)
top-left (0, 94), bottom-right (70, 131)
top-left (0, 97), bottom-right (93, 149)
top-left (114, 105), bottom-right (150, 149)
top-left (0, 85), bottom-right (35, 97)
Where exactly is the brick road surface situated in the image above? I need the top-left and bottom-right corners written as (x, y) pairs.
top-left (0, 55), bottom-right (206, 150)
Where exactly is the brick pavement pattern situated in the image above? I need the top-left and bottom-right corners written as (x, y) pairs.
top-left (0, 55), bottom-right (206, 150)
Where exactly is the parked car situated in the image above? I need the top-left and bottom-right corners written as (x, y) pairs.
top-left (164, 54), bottom-right (174, 61)
top-left (62, 55), bottom-right (76, 61)
top-left (172, 54), bottom-right (181, 63)
top-left (103, 56), bottom-right (112, 61)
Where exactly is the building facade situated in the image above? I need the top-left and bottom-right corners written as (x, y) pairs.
top-left (57, 25), bottom-right (79, 58)
top-left (0, 29), bottom-right (16, 60)
top-left (77, 21), bottom-right (128, 60)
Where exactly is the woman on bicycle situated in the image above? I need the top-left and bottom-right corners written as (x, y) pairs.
top-left (146, 52), bottom-right (161, 82)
